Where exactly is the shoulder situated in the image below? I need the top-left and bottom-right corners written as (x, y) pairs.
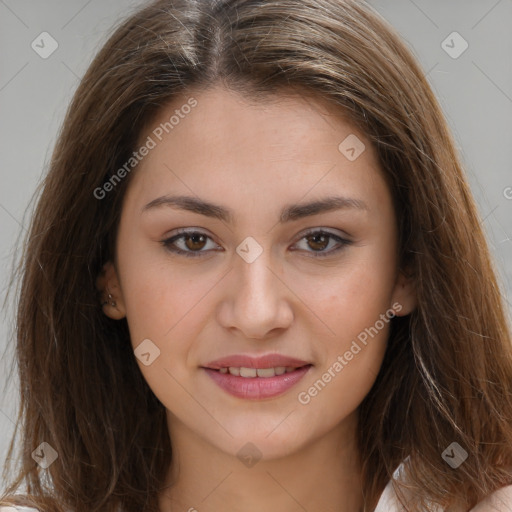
top-left (470, 484), bottom-right (512, 511)
top-left (375, 458), bottom-right (512, 512)
top-left (0, 507), bottom-right (41, 512)
top-left (376, 482), bottom-right (512, 512)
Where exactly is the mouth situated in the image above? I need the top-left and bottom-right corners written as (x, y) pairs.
top-left (209, 365), bottom-right (312, 378)
top-left (201, 355), bottom-right (313, 399)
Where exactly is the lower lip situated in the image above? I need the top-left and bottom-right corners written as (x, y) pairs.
top-left (202, 365), bottom-right (312, 400)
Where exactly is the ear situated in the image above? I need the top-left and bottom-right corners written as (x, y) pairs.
top-left (95, 261), bottom-right (126, 320)
top-left (390, 267), bottom-right (416, 317)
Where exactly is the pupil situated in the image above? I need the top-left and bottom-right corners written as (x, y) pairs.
top-left (183, 233), bottom-right (329, 252)
top-left (309, 234), bottom-right (328, 251)
top-left (187, 234), bottom-right (206, 250)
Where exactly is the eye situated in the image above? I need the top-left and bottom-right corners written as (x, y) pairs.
top-left (161, 229), bottom-right (221, 258)
top-left (291, 229), bottom-right (352, 258)
top-left (161, 228), bottom-right (352, 258)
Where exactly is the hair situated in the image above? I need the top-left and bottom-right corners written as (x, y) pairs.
top-left (1, 0), bottom-right (512, 511)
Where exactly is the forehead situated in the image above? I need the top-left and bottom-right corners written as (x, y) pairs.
top-left (141, 86), bottom-right (370, 157)
top-left (124, 86), bottom-right (387, 216)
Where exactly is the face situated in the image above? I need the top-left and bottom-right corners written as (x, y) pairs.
top-left (98, 85), bottom-right (415, 461)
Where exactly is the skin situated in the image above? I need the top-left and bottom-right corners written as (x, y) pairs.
top-left (97, 85), bottom-right (416, 512)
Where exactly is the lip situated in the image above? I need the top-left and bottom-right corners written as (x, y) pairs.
top-left (203, 366), bottom-right (312, 399)
top-left (201, 353), bottom-right (313, 400)
top-left (203, 353), bottom-right (311, 370)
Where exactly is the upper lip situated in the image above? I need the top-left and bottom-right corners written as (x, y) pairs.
top-left (203, 353), bottom-right (312, 370)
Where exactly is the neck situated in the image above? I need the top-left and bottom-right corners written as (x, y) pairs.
top-left (158, 410), bottom-right (364, 512)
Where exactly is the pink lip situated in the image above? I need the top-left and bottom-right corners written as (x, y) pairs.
top-left (203, 353), bottom-right (311, 370)
top-left (201, 353), bottom-right (313, 400)
top-left (203, 366), bottom-right (312, 400)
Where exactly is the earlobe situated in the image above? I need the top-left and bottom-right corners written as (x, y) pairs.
top-left (95, 261), bottom-right (126, 320)
top-left (391, 268), bottom-right (417, 317)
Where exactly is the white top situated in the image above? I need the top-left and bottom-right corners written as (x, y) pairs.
top-left (374, 459), bottom-right (512, 511)
top-left (0, 508), bottom-right (41, 512)
top-left (374, 478), bottom-right (512, 511)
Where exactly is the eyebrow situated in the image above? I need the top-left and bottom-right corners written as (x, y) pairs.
top-left (141, 194), bottom-right (368, 224)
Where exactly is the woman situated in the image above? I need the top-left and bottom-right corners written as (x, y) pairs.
top-left (1, 0), bottom-right (512, 511)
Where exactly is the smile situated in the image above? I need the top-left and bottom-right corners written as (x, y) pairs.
top-left (203, 364), bottom-right (313, 400)
top-left (217, 366), bottom-right (302, 377)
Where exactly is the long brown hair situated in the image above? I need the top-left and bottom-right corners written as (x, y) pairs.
top-left (2, 0), bottom-right (512, 511)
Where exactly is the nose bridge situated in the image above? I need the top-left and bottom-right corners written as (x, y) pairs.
top-left (222, 237), bottom-right (292, 338)
top-left (235, 240), bottom-right (279, 305)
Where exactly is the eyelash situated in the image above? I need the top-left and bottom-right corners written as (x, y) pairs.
top-left (160, 228), bottom-right (352, 259)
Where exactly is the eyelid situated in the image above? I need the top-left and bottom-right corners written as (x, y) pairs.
top-left (160, 226), bottom-right (353, 259)
top-left (290, 228), bottom-right (353, 258)
top-left (163, 226), bottom-right (351, 242)
top-left (296, 226), bottom-right (352, 242)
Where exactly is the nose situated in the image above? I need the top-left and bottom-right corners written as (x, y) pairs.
top-left (216, 246), bottom-right (294, 340)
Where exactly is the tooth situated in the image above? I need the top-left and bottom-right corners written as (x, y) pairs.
top-left (239, 367), bottom-right (257, 378)
top-left (225, 366), bottom-right (299, 377)
top-left (256, 368), bottom-right (276, 378)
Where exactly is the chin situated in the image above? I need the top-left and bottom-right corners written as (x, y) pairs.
top-left (214, 422), bottom-right (312, 462)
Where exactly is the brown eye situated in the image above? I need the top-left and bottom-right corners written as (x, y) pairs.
top-left (306, 233), bottom-right (330, 252)
top-left (183, 233), bottom-right (208, 251)
top-left (292, 229), bottom-right (352, 258)
top-left (161, 230), bottom-right (220, 258)
top-left (161, 228), bottom-right (351, 259)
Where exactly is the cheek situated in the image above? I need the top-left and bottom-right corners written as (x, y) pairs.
top-left (305, 256), bottom-right (396, 337)
top-left (297, 249), bottom-right (395, 391)
top-left (116, 238), bottom-right (202, 347)
top-left (298, 275), bottom-right (392, 418)
top-left (118, 255), bottom-right (207, 403)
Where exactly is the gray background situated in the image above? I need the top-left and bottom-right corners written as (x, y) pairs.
top-left (1, 0), bottom-right (511, 485)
